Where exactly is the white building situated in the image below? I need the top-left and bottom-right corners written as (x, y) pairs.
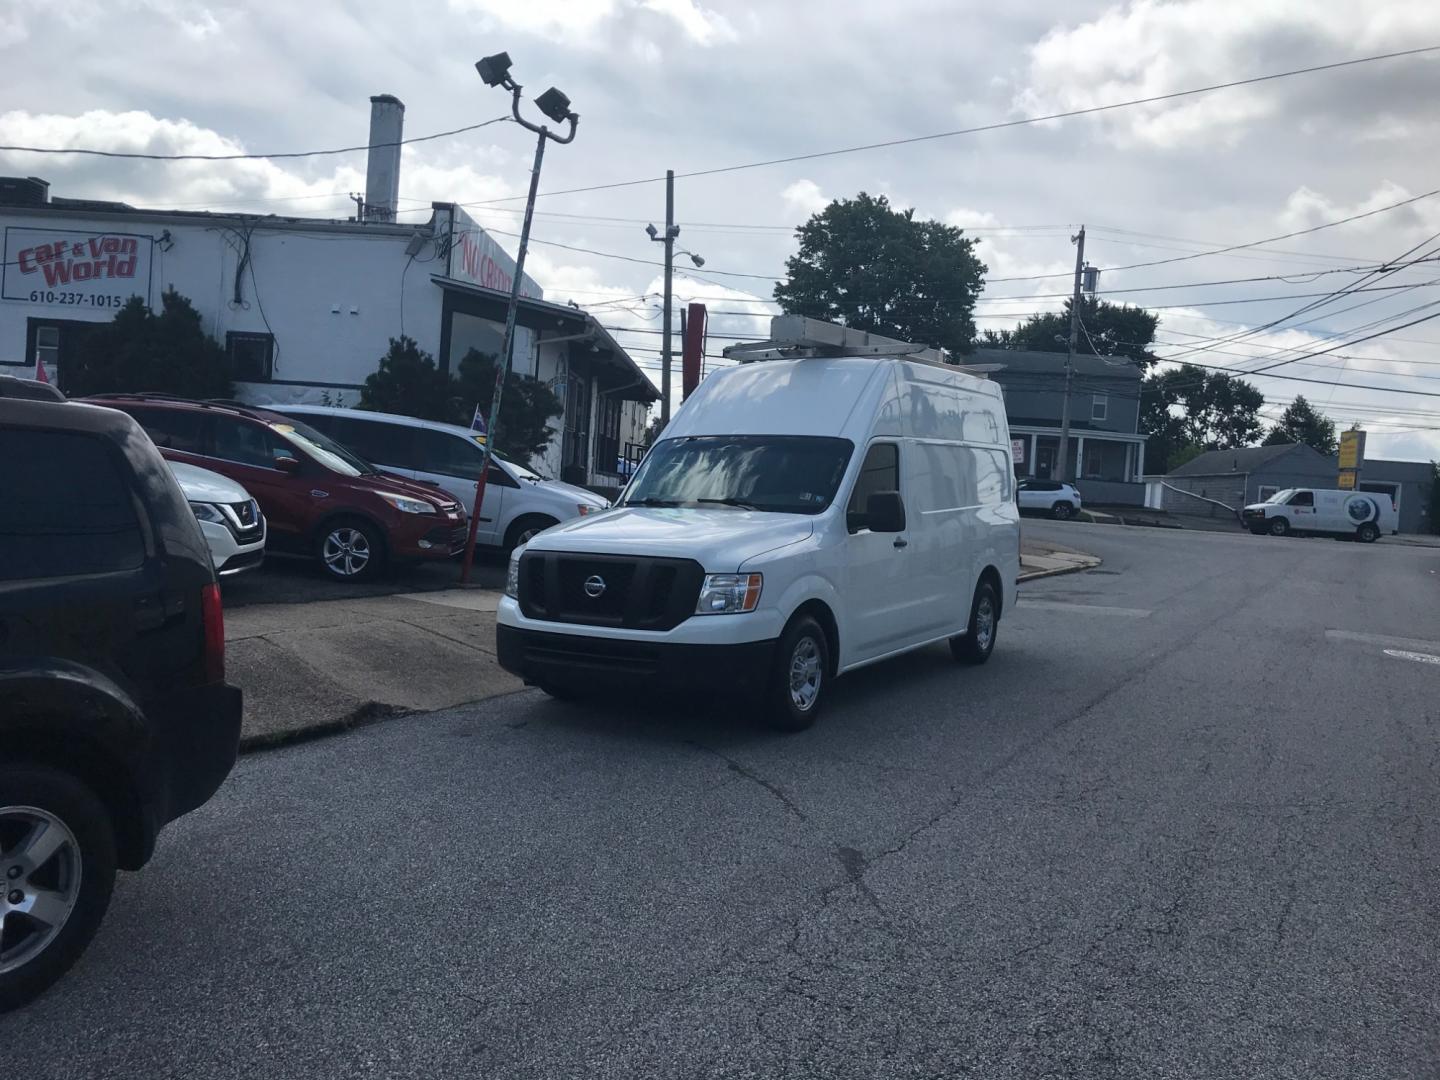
top-left (0, 97), bottom-right (656, 490)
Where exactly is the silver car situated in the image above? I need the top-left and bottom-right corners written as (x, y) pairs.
top-left (167, 461), bottom-right (266, 575)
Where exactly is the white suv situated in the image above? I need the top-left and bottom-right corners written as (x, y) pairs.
top-left (1017, 479), bottom-right (1082, 520)
top-left (272, 405), bottom-right (609, 550)
top-left (167, 461), bottom-right (266, 576)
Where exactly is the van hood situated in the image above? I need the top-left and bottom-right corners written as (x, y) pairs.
top-left (168, 460), bottom-right (252, 504)
top-left (526, 506), bottom-right (813, 569)
top-left (529, 476), bottom-right (610, 510)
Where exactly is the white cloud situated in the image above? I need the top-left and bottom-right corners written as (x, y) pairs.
top-left (945, 207), bottom-right (1000, 230)
top-left (1277, 181), bottom-right (1440, 234)
top-left (1016, 0), bottom-right (1440, 148)
top-left (641, 0), bottom-right (737, 45)
top-left (781, 179), bottom-right (829, 217)
top-left (444, 0), bottom-right (620, 41)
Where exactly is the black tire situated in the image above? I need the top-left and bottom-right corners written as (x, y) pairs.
top-left (1051, 501), bottom-right (1074, 521)
top-left (505, 515), bottom-right (559, 553)
top-left (1357, 522), bottom-right (1379, 544)
top-left (1268, 517), bottom-right (1290, 537)
top-left (315, 517), bottom-right (385, 582)
top-left (951, 579), bottom-right (1000, 665)
top-left (764, 616), bottom-right (830, 733)
top-left (0, 765), bottom-right (117, 1013)
top-left (1249, 526), bottom-right (1267, 536)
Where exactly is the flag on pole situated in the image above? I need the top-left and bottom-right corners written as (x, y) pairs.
top-left (470, 404), bottom-right (487, 438)
top-left (33, 356), bottom-right (49, 384)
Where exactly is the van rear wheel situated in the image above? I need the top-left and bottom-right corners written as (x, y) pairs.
top-left (764, 616), bottom-right (829, 733)
top-left (951, 580), bottom-right (1000, 665)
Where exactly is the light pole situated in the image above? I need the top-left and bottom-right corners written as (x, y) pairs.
top-left (459, 52), bottom-right (578, 585)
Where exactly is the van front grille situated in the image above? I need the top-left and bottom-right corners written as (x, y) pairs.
top-left (518, 552), bottom-right (704, 631)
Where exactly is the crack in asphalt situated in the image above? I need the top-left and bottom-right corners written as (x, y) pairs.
top-left (686, 741), bottom-right (811, 824)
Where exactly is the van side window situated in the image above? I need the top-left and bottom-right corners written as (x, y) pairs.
top-left (847, 443), bottom-right (899, 531)
top-left (1288, 490), bottom-right (1314, 507)
top-left (0, 428), bottom-right (145, 580)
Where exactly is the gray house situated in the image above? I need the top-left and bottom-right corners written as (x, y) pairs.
top-left (1157, 443), bottom-right (1433, 533)
top-left (978, 347), bottom-right (1146, 505)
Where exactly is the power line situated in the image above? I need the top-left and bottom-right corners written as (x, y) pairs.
top-left (458, 46), bottom-right (1440, 206)
top-left (484, 227), bottom-right (778, 281)
top-left (0, 116), bottom-right (512, 161)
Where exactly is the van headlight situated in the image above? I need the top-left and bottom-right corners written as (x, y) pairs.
top-left (505, 550), bottom-right (522, 599)
top-left (695, 573), bottom-right (762, 615)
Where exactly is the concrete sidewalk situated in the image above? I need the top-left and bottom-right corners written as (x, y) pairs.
top-left (230, 540), bottom-right (1100, 748)
top-left (228, 588), bottom-right (522, 749)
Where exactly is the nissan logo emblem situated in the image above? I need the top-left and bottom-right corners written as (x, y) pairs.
top-left (583, 574), bottom-right (607, 598)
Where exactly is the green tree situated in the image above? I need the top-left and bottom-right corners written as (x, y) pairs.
top-left (359, 336), bottom-right (456, 423)
top-left (454, 349), bottom-right (562, 468)
top-left (773, 192), bottom-right (986, 357)
top-left (1140, 363), bottom-right (1265, 471)
top-left (985, 297), bottom-right (1159, 368)
top-left (64, 289), bottom-right (232, 398)
top-left (1261, 395), bottom-right (1337, 455)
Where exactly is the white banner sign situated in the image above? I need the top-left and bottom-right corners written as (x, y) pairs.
top-left (1011, 437), bottom-right (1026, 464)
top-left (447, 208), bottom-right (542, 300)
top-left (3, 227), bottom-right (154, 310)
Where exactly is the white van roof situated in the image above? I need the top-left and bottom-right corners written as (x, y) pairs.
top-left (274, 403), bottom-right (483, 443)
top-left (668, 355), bottom-right (1005, 447)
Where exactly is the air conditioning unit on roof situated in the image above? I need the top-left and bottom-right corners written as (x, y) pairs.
top-left (721, 315), bottom-right (1002, 375)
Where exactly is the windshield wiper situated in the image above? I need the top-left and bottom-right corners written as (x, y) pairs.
top-left (625, 497), bottom-right (682, 507)
top-left (695, 497), bottom-right (760, 510)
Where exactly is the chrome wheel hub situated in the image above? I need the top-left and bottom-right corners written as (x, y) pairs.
top-left (0, 807), bottom-right (81, 976)
top-left (323, 528), bottom-right (371, 577)
top-left (788, 636), bottom-right (822, 712)
top-left (975, 596), bottom-right (996, 652)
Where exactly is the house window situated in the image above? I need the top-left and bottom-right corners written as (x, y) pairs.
top-left (34, 325), bottom-right (60, 370)
top-left (1091, 394), bottom-right (1108, 421)
top-left (227, 332), bottom-right (274, 382)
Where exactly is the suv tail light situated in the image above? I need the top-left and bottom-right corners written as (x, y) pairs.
top-left (201, 582), bottom-right (225, 684)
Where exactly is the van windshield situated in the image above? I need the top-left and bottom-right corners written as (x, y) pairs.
top-left (622, 435), bottom-right (853, 515)
top-left (1265, 489), bottom-right (1294, 503)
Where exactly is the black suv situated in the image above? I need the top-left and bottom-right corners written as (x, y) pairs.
top-left (0, 396), bottom-right (242, 1010)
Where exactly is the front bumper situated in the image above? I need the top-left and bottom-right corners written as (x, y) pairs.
top-left (497, 624), bottom-right (775, 694)
top-left (391, 513), bottom-right (469, 560)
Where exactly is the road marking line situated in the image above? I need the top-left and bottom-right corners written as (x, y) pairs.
top-left (1325, 629), bottom-right (1440, 653)
top-left (1384, 649), bottom-right (1440, 666)
top-left (1016, 599), bottom-right (1152, 618)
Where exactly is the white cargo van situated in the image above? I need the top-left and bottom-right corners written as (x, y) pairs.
top-left (496, 326), bottom-right (1020, 731)
top-left (1242, 487), bottom-right (1398, 542)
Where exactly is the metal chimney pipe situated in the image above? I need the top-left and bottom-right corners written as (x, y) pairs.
top-left (364, 94), bottom-right (404, 223)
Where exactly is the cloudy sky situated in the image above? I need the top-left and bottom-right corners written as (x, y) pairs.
top-left (3, 0), bottom-right (1439, 460)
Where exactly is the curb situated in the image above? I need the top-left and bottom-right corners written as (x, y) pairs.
top-left (238, 701), bottom-right (413, 755)
top-left (1018, 555), bottom-right (1102, 582)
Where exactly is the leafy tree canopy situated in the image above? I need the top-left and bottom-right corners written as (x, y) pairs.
top-left (1261, 395), bottom-right (1337, 456)
top-left (359, 338), bottom-right (562, 468)
top-left (64, 289), bottom-right (233, 399)
top-left (983, 297), bottom-right (1159, 369)
top-left (1141, 363), bottom-right (1265, 472)
top-left (773, 192), bottom-right (986, 357)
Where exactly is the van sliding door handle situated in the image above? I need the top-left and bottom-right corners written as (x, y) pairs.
top-left (893, 538), bottom-right (908, 549)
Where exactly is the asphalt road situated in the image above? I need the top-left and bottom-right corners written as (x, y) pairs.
top-left (7, 524), bottom-right (1439, 1078)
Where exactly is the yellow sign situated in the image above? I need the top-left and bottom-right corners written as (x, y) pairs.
top-left (1338, 470), bottom-right (1357, 490)
top-left (1338, 429), bottom-right (1363, 470)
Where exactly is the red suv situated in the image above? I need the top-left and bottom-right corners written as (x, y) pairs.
top-left (87, 396), bottom-right (468, 582)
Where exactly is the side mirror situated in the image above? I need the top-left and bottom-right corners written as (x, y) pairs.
top-left (864, 491), bottom-right (906, 533)
top-left (273, 454), bottom-right (301, 474)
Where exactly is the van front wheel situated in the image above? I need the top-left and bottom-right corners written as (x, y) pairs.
top-left (764, 616), bottom-right (829, 733)
top-left (1268, 517), bottom-right (1290, 537)
top-left (951, 580), bottom-right (1000, 665)
top-left (1357, 522), bottom-right (1379, 543)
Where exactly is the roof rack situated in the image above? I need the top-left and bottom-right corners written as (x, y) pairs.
top-left (85, 393), bottom-right (272, 422)
top-left (721, 315), bottom-right (1003, 375)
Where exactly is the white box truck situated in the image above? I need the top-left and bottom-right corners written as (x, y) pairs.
top-left (496, 321), bottom-right (1021, 731)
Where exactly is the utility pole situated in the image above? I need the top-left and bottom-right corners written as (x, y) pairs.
top-left (661, 169), bottom-right (676, 425)
top-left (1055, 225), bottom-right (1085, 484)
